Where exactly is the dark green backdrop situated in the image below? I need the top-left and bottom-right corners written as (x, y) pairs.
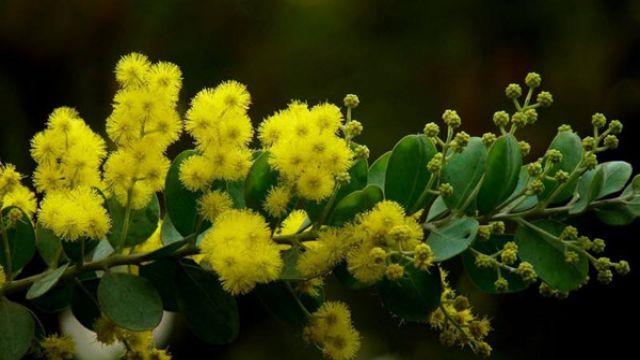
top-left (1, 0), bottom-right (639, 359)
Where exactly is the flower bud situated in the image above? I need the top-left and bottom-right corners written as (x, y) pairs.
top-left (369, 247), bottom-right (387, 265)
top-left (564, 250), bottom-right (579, 264)
top-left (558, 124), bottom-right (572, 132)
top-left (527, 161), bottom-right (543, 177)
top-left (591, 238), bottom-right (606, 253)
top-left (559, 225), bottom-right (578, 241)
top-left (475, 253), bottom-right (493, 268)
top-left (614, 260), bottom-right (630, 275)
top-left (482, 132), bottom-right (497, 147)
top-left (424, 122), bottom-right (440, 138)
top-left (591, 113), bottom-right (607, 128)
top-left (608, 120), bottom-right (623, 134)
top-left (525, 108), bottom-right (538, 124)
top-left (438, 183), bottom-right (454, 197)
top-left (516, 261), bottom-right (537, 283)
top-left (582, 136), bottom-right (596, 151)
top-left (583, 152), bottom-right (598, 170)
top-left (454, 131), bottom-right (470, 148)
top-left (603, 135), bottom-right (619, 149)
top-left (354, 145), bottom-right (369, 159)
top-left (385, 263), bottom-right (405, 280)
top-left (597, 269), bottom-right (613, 284)
top-left (525, 72), bottom-right (542, 88)
top-left (345, 120), bottom-right (363, 137)
top-left (536, 91), bottom-right (553, 107)
top-left (505, 83), bottom-right (522, 99)
top-left (344, 94), bottom-right (360, 108)
top-left (527, 179), bottom-right (545, 195)
top-left (511, 112), bottom-right (528, 127)
top-left (490, 221), bottom-right (505, 235)
top-left (545, 149), bottom-right (563, 163)
top-left (477, 225), bottom-right (492, 240)
top-left (494, 277), bottom-right (509, 292)
top-left (427, 153), bottom-right (444, 173)
top-left (442, 109), bottom-right (461, 128)
top-left (492, 111), bottom-right (510, 127)
top-left (554, 170), bottom-right (569, 183)
top-left (453, 296), bottom-right (470, 311)
top-left (519, 141), bottom-right (531, 156)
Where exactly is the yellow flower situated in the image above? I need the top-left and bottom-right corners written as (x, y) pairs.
top-left (263, 185), bottom-right (292, 218)
top-left (197, 190), bottom-right (234, 222)
top-left (1, 184), bottom-right (37, 217)
top-left (298, 228), bottom-right (356, 278)
top-left (40, 334), bottom-right (75, 360)
top-left (304, 301), bottom-right (361, 360)
top-left (200, 209), bottom-right (283, 295)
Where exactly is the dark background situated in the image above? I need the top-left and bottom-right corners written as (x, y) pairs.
top-left (2, 0), bottom-right (639, 359)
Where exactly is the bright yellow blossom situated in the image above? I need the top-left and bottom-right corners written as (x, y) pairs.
top-left (197, 190), bottom-right (234, 222)
top-left (200, 209), bottom-right (283, 295)
top-left (303, 301), bottom-right (361, 360)
top-left (40, 334), bottom-right (75, 360)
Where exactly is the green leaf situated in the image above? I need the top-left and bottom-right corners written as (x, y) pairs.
top-left (174, 262), bottom-right (239, 345)
top-left (71, 278), bottom-right (101, 330)
top-left (623, 182), bottom-right (640, 216)
top-left (245, 151), bottom-right (279, 213)
top-left (0, 299), bottom-right (35, 360)
top-left (333, 261), bottom-right (371, 290)
top-left (256, 281), bottom-right (323, 325)
top-left (144, 240), bottom-right (188, 261)
top-left (35, 222), bottom-right (63, 268)
top-left (477, 134), bottom-right (522, 214)
top-left (161, 215), bottom-right (183, 245)
top-left (442, 137), bottom-right (488, 211)
top-left (595, 203), bottom-right (635, 225)
top-left (377, 264), bottom-right (442, 322)
top-left (329, 185), bottom-right (383, 226)
top-left (226, 180), bottom-right (246, 208)
top-left (98, 272), bottom-right (163, 331)
top-left (385, 134), bottom-right (437, 212)
top-left (515, 220), bottom-right (588, 292)
top-left (0, 207), bottom-right (35, 274)
top-left (541, 131), bottom-right (583, 203)
top-left (501, 167), bottom-right (538, 212)
top-left (462, 235), bottom-right (528, 294)
top-left (570, 165), bottom-right (605, 215)
top-left (91, 239), bottom-right (114, 262)
top-left (426, 196), bottom-right (448, 222)
top-left (597, 161), bottom-right (633, 198)
top-left (62, 238), bottom-right (98, 263)
top-left (426, 217), bottom-right (479, 261)
top-left (165, 150), bottom-right (204, 236)
top-left (139, 259), bottom-right (180, 312)
top-left (26, 263), bottom-right (70, 300)
top-left (107, 193), bottom-right (160, 249)
top-left (368, 151), bottom-right (391, 190)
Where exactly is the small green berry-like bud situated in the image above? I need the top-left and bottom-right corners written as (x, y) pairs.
top-left (344, 94), bottom-right (360, 108)
top-left (500, 249), bottom-right (518, 265)
top-left (477, 225), bottom-right (492, 240)
top-left (505, 83), bottom-right (522, 99)
top-left (482, 132), bottom-right (497, 147)
top-left (525, 72), bottom-right (542, 88)
top-left (385, 263), bottom-right (405, 280)
top-left (603, 135), bottom-right (619, 149)
top-left (559, 225), bottom-right (578, 241)
top-left (490, 221), bottom-right (505, 235)
top-left (564, 250), bottom-right (579, 264)
top-left (336, 171), bottom-right (351, 184)
top-left (424, 122), bottom-right (440, 137)
top-left (494, 277), bottom-right (509, 292)
top-left (345, 120), bottom-right (364, 137)
top-left (474, 341), bottom-right (493, 358)
top-left (413, 243), bottom-right (434, 270)
top-left (582, 136), bottom-right (596, 151)
top-left (438, 183), bottom-right (454, 197)
top-left (554, 170), bottom-right (570, 183)
top-left (442, 109), bottom-right (461, 128)
top-left (525, 108), bottom-right (538, 124)
top-left (453, 296), bottom-right (470, 311)
top-left (546, 149), bottom-right (563, 163)
top-left (558, 124), bottom-right (572, 132)
top-left (591, 238), bottom-right (606, 253)
top-left (597, 269), bottom-right (614, 284)
top-left (594, 257), bottom-right (612, 271)
top-left (528, 161), bottom-right (544, 178)
top-left (492, 111), bottom-right (510, 127)
top-left (527, 179), bottom-right (545, 195)
top-left (427, 153), bottom-right (443, 173)
top-left (369, 247), bottom-right (387, 265)
top-left (516, 261), bottom-right (537, 283)
top-left (511, 112), bottom-right (528, 127)
top-left (539, 282), bottom-right (554, 297)
top-left (591, 113), bottom-right (607, 128)
top-left (536, 91), bottom-right (553, 107)
top-left (608, 120), bottom-right (623, 134)
top-left (389, 224), bottom-right (413, 243)
top-left (354, 145), bottom-right (369, 159)
top-left (519, 141), bottom-right (531, 156)
top-left (583, 152), bottom-right (598, 170)
top-left (614, 260), bottom-right (630, 275)
top-left (576, 236), bottom-right (592, 250)
top-left (475, 253), bottom-right (494, 268)
top-left (454, 131), bottom-right (470, 148)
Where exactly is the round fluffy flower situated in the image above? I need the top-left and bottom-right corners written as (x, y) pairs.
top-left (198, 190), bottom-right (234, 222)
top-left (304, 302), bottom-right (361, 360)
top-left (200, 209), bottom-right (283, 295)
top-left (40, 334), bottom-right (75, 360)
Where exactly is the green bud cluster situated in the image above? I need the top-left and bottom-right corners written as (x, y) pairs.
top-left (427, 153), bottom-right (444, 173)
top-left (424, 122), bottom-right (440, 138)
top-left (492, 111), bottom-right (510, 127)
top-left (519, 141), bottom-right (531, 156)
top-left (343, 94), bottom-right (360, 108)
top-left (438, 183), bottom-right (454, 197)
top-left (482, 132), bottom-right (497, 147)
top-left (344, 120), bottom-right (363, 138)
top-left (442, 109), bottom-right (461, 128)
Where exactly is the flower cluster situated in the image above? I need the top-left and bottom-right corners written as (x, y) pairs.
top-left (39, 334), bottom-right (75, 360)
top-left (104, 52), bottom-right (183, 209)
top-left (94, 315), bottom-right (171, 359)
top-left (30, 109), bottom-right (110, 241)
top-left (180, 81), bottom-right (254, 193)
top-left (0, 163), bottom-right (36, 217)
top-left (303, 301), bottom-right (361, 360)
top-left (259, 101), bottom-right (354, 202)
top-left (200, 209), bottom-right (283, 295)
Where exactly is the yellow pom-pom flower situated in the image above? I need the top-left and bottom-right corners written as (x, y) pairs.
top-left (263, 185), bottom-right (292, 218)
top-left (297, 228), bottom-right (356, 278)
top-left (39, 188), bottom-right (110, 241)
top-left (197, 190), bottom-right (234, 222)
top-left (200, 209), bottom-right (283, 295)
top-left (258, 101), bottom-right (353, 202)
top-left (303, 301), bottom-right (361, 360)
top-left (40, 334), bottom-right (75, 360)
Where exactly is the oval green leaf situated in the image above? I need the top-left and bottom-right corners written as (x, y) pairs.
top-left (385, 134), bottom-right (437, 213)
top-left (329, 185), bottom-right (383, 226)
top-left (426, 217), bottom-right (479, 261)
top-left (245, 151), bottom-right (279, 213)
top-left (98, 272), bottom-right (163, 331)
top-left (35, 222), bottom-right (63, 269)
top-left (477, 134), bottom-right (522, 214)
top-left (570, 165), bottom-right (605, 215)
top-left (598, 161), bottom-right (632, 198)
top-left (442, 137), bottom-right (488, 211)
top-left (515, 220), bottom-right (588, 292)
top-left (107, 194), bottom-right (160, 249)
top-left (256, 281), bottom-right (323, 325)
top-left (165, 150), bottom-right (203, 236)
top-left (139, 259), bottom-right (180, 312)
top-left (26, 263), bottom-right (70, 300)
top-left (377, 264), bottom-right (442, 322)
top-left (0, 299), bottom-right (35, 360)
top-left (71, 278), bottom-right (101, 330)
top-left (367, 151), bottom-right (391, 189)
top-left (0, 207), bottom-right (35, 274)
